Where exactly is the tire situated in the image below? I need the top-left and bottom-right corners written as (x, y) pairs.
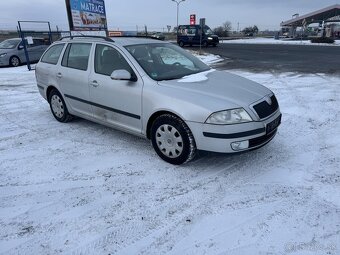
top-left (202, 41), bottom-right (208, 47)
top-left (9, 56), bottom-right (20, 67)
top-left (48, 89), bottom-right (73, 123)
top-left (213, 44), bottom-right (217, 47)
top-left (179, 41), bottom-right (185, 47)
top-left (151, 114), bottom-right (196, 165)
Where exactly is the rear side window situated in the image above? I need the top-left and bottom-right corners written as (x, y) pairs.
top-left (62, 43), bottom-right (92, 71)
top-left (178, 26), bottom-right (197, 36)
top-left (41, 44), bottom-right (65, 65)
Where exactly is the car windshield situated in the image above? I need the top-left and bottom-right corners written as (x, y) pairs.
top-left (125, 43), bottom-right (210, 81)
top-left (204, 28), bottom-right (214, 35)
top-left (204, 26), bottom-right (213, 35)
top-left (0, 39), bottom-right (20, 49)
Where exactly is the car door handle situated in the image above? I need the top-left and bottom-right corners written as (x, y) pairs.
top-left (91, 80), bottom-right (99, 87)
top-left (57, 73), bottom-right (62, 78)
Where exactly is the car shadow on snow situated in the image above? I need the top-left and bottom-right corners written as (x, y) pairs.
top-left (64, 117), bottom-right (282, 172)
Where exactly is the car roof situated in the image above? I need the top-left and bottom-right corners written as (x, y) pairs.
top-left (3, 37), bottom-right (45, 42)
top-left (3, 38), bottom-right (21, 41)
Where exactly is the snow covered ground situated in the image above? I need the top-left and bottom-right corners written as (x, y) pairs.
top-left (221, 37), bottom-right (340, 46)
top-left (0, 59), bottom-right (340, 254)
top-left (191, 51), bottom-right (224, 65)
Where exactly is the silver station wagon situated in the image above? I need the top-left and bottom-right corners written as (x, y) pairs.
top-left (35, 36), bottom-right (281, 164)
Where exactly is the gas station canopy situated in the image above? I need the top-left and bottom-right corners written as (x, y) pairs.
top-left (281, 4), bottom-right (340, 27)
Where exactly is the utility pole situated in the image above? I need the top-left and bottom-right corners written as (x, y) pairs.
top-left (171, 0), bottom-right (186, 32)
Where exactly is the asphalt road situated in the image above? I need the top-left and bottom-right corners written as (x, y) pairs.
top-left (195, 43), bottom-right (340, 74)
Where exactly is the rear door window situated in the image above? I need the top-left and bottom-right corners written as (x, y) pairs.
top-left (62, 43), bottom-right (92, 71)
top-left (41, 44), bottom-right (65, 65)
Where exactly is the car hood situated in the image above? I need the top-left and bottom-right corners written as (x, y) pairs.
top-left (157, 70), bottom-right (272, 111)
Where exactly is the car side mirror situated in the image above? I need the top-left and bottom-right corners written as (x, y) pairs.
top-left (18, 45), bottom-right (24, 50)
top-left (110, 70), bottom-right (136, 81)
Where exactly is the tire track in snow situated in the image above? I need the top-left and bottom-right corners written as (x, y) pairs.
top-left (69, 161), bottom-right (241, 254)
top-left (70, 152), bottom-right (284, 254)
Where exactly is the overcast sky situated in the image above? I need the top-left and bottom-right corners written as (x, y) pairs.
top-left (0, 0), bottom-right (338, 31)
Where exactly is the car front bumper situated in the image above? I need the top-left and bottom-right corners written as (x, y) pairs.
top-left (0, 54), bottom-right (10, 66)
top-left (0, 58), bottom-right (8, 66)
top-left (186, 110), bottom-right (281, 153)
top-left (208, 39), bottom-right (219, 45)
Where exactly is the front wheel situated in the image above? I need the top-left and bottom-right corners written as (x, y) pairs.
top-left (48, 89), bottom-right (73, 123)
top-left (178, 41), bottom-right (185, 47)
top-left (202, 41), bottom-right (208, 47)
top-left (9, 56), bottom-right (20, 67)
top-left (151, 114), bottom-right (196, 165)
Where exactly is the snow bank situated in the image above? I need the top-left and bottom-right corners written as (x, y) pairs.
top-left (190, 51), bottom-right (224, 65)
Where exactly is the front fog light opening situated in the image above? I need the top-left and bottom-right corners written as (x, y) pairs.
top-left (231, 140), bottom-right (249, 151)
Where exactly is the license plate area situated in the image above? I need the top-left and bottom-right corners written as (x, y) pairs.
top-left (266, 114), bottom-right (281, 134)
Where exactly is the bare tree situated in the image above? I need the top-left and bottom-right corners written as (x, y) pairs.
top-left (213, 21), bottom-right (232, 37)
top-left (223, 21), bottom-right (232, 33)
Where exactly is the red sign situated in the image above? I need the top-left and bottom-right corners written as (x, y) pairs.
top-left (190, 14), bottom-right (196, 25)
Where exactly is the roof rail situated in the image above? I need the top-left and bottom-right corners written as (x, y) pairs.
top-left (59, 35), bottom-right (114, 42)
top-left (110, 35), bottom-right (162, 40)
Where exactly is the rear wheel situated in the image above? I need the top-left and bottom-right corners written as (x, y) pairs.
top-left (48, 89), bottom-right (73, 123)
top-left (9, 56), bottom-right (20, 67)
top-left (179, 41), bottom-right (185, 47)
top-left (151, 114), bottom-right (196, 165)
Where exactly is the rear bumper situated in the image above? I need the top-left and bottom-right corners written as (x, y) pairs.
top-left (186, 110), bottom-right (281, 153)
top-left (37, 84), bottom-right (46, 99)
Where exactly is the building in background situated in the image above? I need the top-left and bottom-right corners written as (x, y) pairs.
top-left (281, 4), bottom-right (340, 38)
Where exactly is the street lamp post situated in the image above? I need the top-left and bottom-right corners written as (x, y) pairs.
top-left (172, 0), bottom-right (185, 31)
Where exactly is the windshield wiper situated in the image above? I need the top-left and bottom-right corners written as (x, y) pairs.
top-left (159, 77), bottom-right (180, 81)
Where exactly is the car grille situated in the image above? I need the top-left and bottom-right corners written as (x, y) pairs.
top-left (253, 95), bottom-right (279, 119)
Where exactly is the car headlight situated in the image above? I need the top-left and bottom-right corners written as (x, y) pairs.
top-left (206, 108), bottom-right (253, 125)
top-left (208, 37), bottom-right (213, 40)
top-left (0, 53), bottom-right (7, 58)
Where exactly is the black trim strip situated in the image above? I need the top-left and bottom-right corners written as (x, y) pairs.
top-left (64, 94), bottom-right (141, 120)
top-left (203, 128), bottom-right (265, 139)
top-left (37, 85), bottom-right (44, 90)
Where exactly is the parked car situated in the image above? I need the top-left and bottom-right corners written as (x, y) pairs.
top-left (0, 38), bottom-right (49, 67)
top-left (150, 32), bottom-right (165, 41)
top-left (35, 36), bottom-right (281, 164)
top-left (177, 25), bottom-right (219, 47)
